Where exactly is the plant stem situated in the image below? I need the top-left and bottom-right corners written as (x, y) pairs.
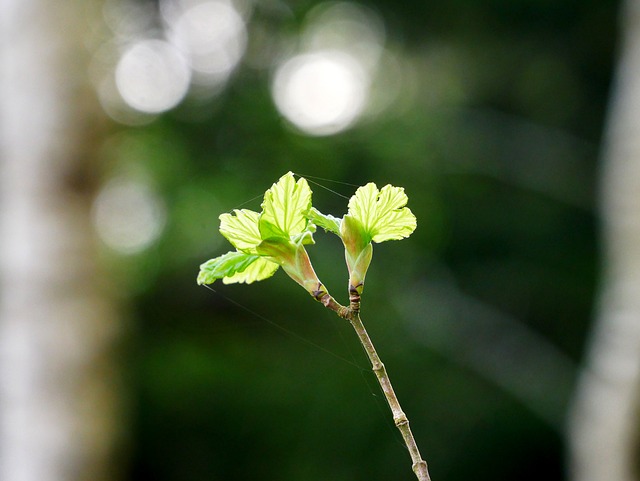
top-left (317, 293), bottom-right (431, 480)
top-left (349, 312), bottom-right (431, 481)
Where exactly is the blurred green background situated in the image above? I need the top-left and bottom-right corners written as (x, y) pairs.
top-left (93, 0), bottom-right (619, 479)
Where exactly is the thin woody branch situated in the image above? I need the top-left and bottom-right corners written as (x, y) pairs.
top-left (314, 291), bottom-right (351, 319)
top-left (313, 290), bottom-right (432, 481)
top-left (348, 312), bottom-right (431, 481)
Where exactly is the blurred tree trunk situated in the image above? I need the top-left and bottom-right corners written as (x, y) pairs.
top-left (0, 1), bottom-right (121, 481)
top-left (568, 1), bottom-right (640, 480)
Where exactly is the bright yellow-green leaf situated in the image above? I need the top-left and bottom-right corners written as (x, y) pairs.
top-left (260, 172), bottom-right (312, 238)
top-left (219, 209), bottom-right (261, 254)
top-left (347, 183), bottom-right (416, 243)
top-left (222, 256), bottom-right (279, 284)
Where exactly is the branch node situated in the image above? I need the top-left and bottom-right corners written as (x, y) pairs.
top-left (412, 461), bottom-right (430, 481)
top-left (394, 412), bottom-right (409, 427)
top-left (338, 305), bottom-right (351, 319)
top-left (349, 283), bottom-right (362, 312)
top-left (372, 360), bottom-right (384, 372)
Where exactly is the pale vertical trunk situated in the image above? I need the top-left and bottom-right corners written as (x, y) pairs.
top-left (568, 1), bottom-right (640, 480)
top-left (0, 1), bottom-right (121, 481)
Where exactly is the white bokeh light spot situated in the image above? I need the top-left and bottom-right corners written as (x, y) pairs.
top-left (115, 39), bottom-right (191, 114)
top-left (302, 2), bottom-right (385, 72)
top-left (272, 51), bottom-right (369, 136)
top-left (164, 0), bottom-right (247, 87)
top-left (93, 178), bottom-right (166, 255)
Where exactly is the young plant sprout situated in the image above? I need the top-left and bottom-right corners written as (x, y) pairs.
top-left (198, 172), bottom-right (431, 481)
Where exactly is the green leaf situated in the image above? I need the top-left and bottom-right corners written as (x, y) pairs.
top-left (257, 238), bottom-right (323, 295)
top-left (219, 209), bottom-right (262, 254)
top-left (256, 237), bottom-right (297, 265)
top-left (257, 219), bottom-right (286, 241)
top-left (260, 172), bottom-right (312, 238)
top-left (291, 222), bottom-right (317, 246)
top-left (348, 183), bottom-right (416, 243)
top-left (306, 207), bottom-right (342, 236)
top-left (340, 215), bottom-right (373, 291)
top-left (221, 256), bottom-right (279, 284)
top-left (197, 251), bottom-right (267, 285)
top-left (341, 215), bottom-right (369, 255)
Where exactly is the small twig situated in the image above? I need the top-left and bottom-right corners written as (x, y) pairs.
top-left (318, 293), bottom-right (432, 481)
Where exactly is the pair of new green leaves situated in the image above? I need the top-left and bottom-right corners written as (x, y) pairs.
top-left (197, 172), bottom-right (416, 302)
